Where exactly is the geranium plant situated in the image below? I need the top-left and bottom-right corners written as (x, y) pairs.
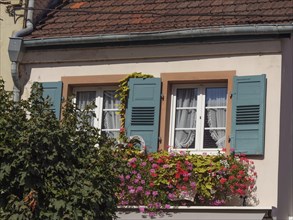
top-left (116, 145), bottom-right (257, 217)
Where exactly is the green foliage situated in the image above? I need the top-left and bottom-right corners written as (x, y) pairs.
top-left (0, 80), bottom-right (120, 219)
top-left (115, 72), bottom-right (153, 141)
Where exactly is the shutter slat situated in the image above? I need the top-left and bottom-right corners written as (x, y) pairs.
top-left (231, 75), bottom-right (266, 155)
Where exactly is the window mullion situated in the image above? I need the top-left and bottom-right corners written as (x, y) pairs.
top-left (169, 88), bottom-right (176, 147)
top-left (96, 89), bottom-right (103, 130)
top-left (199, 86), bottom-right (206, 150)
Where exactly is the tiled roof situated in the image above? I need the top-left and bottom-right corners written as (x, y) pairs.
top-left (28, 0), bottom-right (293, 39)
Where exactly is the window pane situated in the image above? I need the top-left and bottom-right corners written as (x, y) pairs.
top-left (174, 130), bottom-right (196, 149)
top-left (103, 90), bottom-right (120, 109)
top-left (76, 91), bottom-right (96, 126)
top-left (176, 88), bottom-right (197, 107)
top-left (175, 109), bottom-right (197, 128)
top-left (102, 131), bottom-right (119, 139)
top-left (76, 91), bottom-right (96, 109)
top-left (173, 88), bottom-right (197, 149)
top-left (205, 87), bottom-right (227, 107)
top-left (204, 87), bottom-right (227, 149)
top-left (203, 129), bottom-right (226, 148)
top-left (102, 90), bottom-right (121, 138)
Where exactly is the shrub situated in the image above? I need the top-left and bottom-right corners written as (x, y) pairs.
top-left (0, 80), bottom-right (120, 219)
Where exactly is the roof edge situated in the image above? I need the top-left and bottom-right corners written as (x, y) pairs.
top-left (22, 24), bottom-right (293, 48)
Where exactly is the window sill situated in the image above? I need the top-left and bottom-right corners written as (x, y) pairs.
top-left (117, 206), bottom-right (272, 220)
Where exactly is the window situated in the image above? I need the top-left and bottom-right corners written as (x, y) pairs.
top-left (73, 87), bottom-right (121, 139)
top-left (169, 84), bottom-right (227, 152)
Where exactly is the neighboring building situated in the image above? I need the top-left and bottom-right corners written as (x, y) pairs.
top-left (8, 0), bottom-right (293, 219)
top-left (0, 0), bottom-right (25, 90)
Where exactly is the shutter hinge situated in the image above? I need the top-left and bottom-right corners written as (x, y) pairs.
top-left (230, 93), bottom-right (233, 99)
top-left (228, 137), bottom-right (231, 143)
top-left (161, 94), bottom-right (164, 100)
top-left (158, 137), bottom-right (162, 143)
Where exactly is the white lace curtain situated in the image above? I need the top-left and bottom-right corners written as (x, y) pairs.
top-left (206, 88), bottom-right (227, 148)
top-left (174, 89), bottom-right (197, 148)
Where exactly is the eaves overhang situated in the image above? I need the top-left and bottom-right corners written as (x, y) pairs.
top-left (21, 24), bottom-right (293, 48)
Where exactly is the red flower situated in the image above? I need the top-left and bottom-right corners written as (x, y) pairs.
top-left (157, 158), bottom-right (164, 164)
top-left (151, 173), bottom-right (158, 177)
top-left (183, 177), bottom-right (189, 182)
top-left (220, 178), bottom-right (227, 184)
top-left (175, 173), bottom-right (180, 179)
top-left (150, 182), bottom-right (155, 187)
top-left (229, 176), bottom-right (235, 181)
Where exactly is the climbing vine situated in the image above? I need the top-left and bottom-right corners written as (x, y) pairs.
top-left (115, 72), bottom-right (153, 140)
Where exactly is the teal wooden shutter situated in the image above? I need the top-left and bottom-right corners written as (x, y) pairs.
top-left (41, 82), bottom-right (62, 119)
top-left (125, 78), bottom-right (161, 152)
top-left (230, 75), bottom-right (266, 155)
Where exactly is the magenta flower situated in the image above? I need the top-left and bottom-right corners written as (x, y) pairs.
top-left (152, 163), bottom-right (159, 169)
top-left (139, 206), bottom-right (145, 213)
top-left (134, 179), bottom-right (139, 184)
top-left (141, 161), bottom-right (147, 166)
top-left (145, 191), bottom-right (151, 196)
top-left (129, 189), bottom-right (135, 194)
top-left (165, 204), bottom-right (171, 209)
top-left (163, 164), bottom-right (170, 169)
top-left (137, 186), bottom-right (143, 192)
top-left (152, 191), bottom-right (158, 197)
top-left (141, 180), bottom-right (145, 185)
top-left (150, 169), bottom-right (156, 173)
top-left (190, 182), bottom-right (196, 188)
top-left (125, 175), bottom-right (130, 180)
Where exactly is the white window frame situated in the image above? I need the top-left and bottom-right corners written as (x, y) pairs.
top-left (169, 83), bottom-right (227, 154)
top-left (72, 86), bottom-right (120, 136)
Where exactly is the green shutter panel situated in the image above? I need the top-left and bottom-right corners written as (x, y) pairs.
top-left (230, 75), bottom-right (266, 155)
top-left (125, 78), bottom-right (161, 152)
top-left (41, 82), bottom-right (63, 119)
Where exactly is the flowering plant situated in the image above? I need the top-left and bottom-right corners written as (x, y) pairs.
top-left (116, 146), bottom-right (257, 217)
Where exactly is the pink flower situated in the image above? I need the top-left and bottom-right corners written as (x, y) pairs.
top-left (163, 164), bottom-right (170, 169)
top-left (136, 186), bottom-right (143, 192)
top-left (152, 163), bottom-right (159, 169)
top-left (141, 180), bottom-right (145, 185)
top-left (138, 206), bottom-right (145, 213)
top-left (165, 204), bottom-right (171, 209)
top-left (190, 182), bottom-right (196, 188)
top-left (125, 175), bottom-right (130, 180)
top-left (152, 191), bottom-right (158, 196)
top-left (145, 191), bottom-right (151, 196)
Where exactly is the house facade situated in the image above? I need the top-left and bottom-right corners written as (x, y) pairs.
top-left (8, 0), bottom-right (293, 219)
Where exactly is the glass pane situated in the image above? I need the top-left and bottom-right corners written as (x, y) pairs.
top-left (204, 108), bottom-right (226, 128)
top-left (102, 131), bottom-right (119, 139)
top-left (205, 87), bottom-right (227, 107)
top-left (203, 129), bottom-right (226, 149)
top-left (76, 91), bottom-right (96, 109)
top-left (176, 88), bottom-right (197, 108)
top-left (102, 111), bottom-right (121, 129)
top-left (175, 109), bottom-right (196, 128)
top-left (174, 130), bottom-right (196, 149)
top-left (103, 90), bottom-right (120, 109)
top-left (102, 90), bottom-right (121, 132)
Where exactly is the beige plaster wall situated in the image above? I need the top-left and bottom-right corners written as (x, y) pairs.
top-left (0, 1), bottom-right (24, 91)
top-left (21, 42), bottom-right (281, 208)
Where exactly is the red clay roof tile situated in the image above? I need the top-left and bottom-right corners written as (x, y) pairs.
top-left (27, 0), bottom-right (293, 39)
